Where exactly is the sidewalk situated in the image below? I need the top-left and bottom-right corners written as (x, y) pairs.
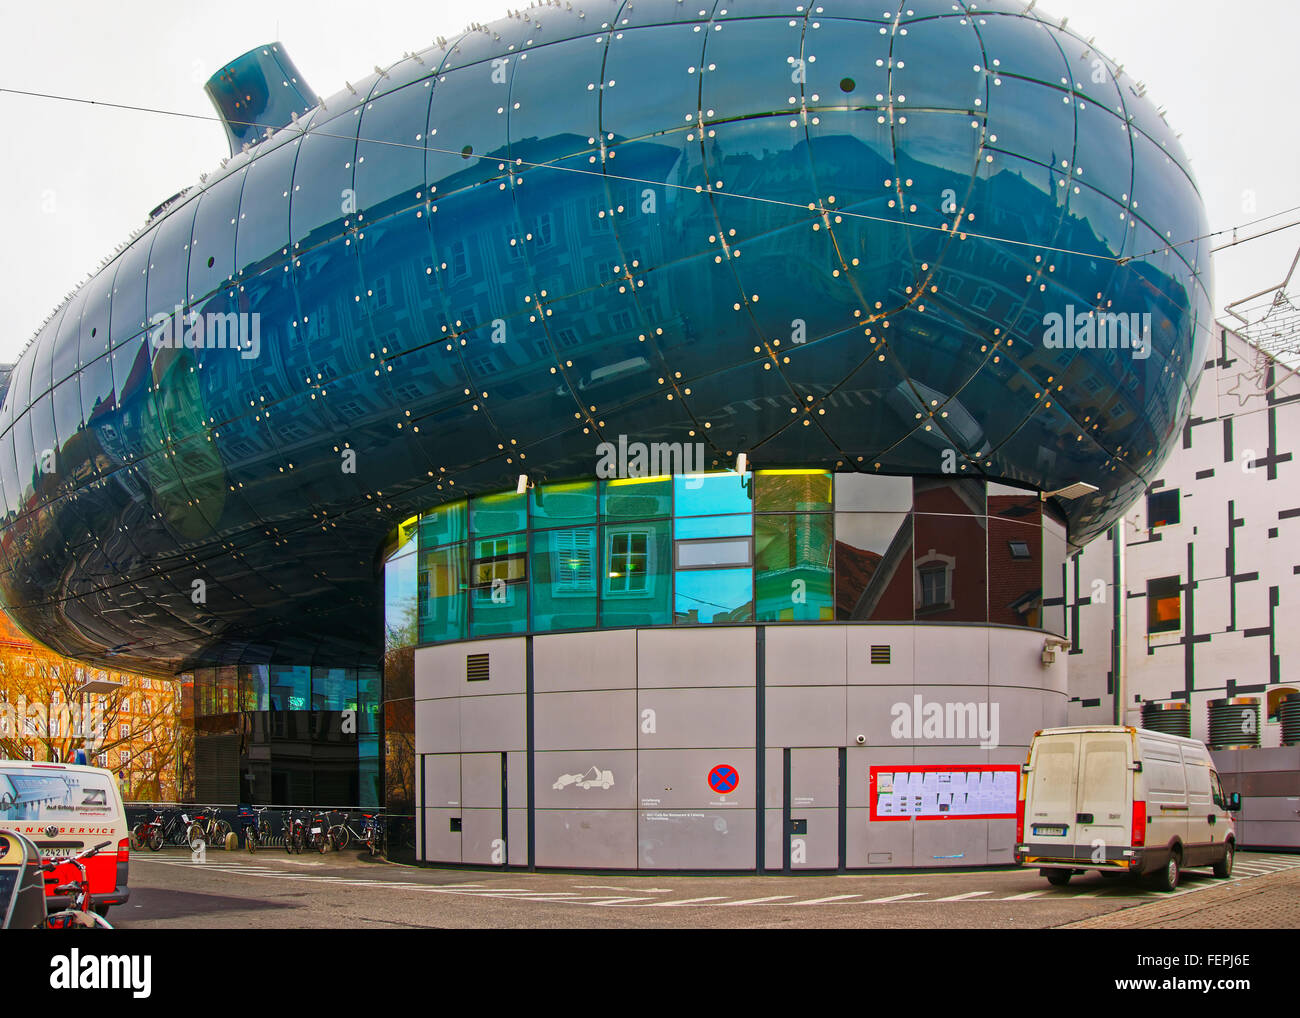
top-left (1059, 866), bottom-right (1300, 929)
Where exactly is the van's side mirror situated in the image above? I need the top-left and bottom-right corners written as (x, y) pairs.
top-left (1227, 792), bottom-right (1242, 813)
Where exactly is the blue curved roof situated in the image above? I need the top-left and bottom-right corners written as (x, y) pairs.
top-left (0, 0), bottom-right (1211, 671)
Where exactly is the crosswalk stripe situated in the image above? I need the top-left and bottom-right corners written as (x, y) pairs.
top-left (1000, 889), bottom-right (1049, 900)
top-left (796, 894), bottom-right (861, 905)
top-left (647, 896), bottom-right (730, 907)
top-left (933, 890), bottom-right (992, 901)
top-left (865, 892), bottom-right (927, 903)
top-left (715, 895), bottom-right (796, 906)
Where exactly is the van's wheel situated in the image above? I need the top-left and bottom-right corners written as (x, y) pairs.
top-left (1213, 842), bottom-right (1234, 879)
top-left (1152, 850), bottom-right (1181, 892)
top-left (1045, 870), bottom-right (1072, 887)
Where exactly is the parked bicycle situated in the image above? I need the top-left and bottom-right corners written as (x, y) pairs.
top-left (326, 811), bottom-right (370, 852)
top-left (40, 841), bottom-right (114, 929)
top-left (282, 810), bottom-right (305, 854)
top-left (239, 805), bottom-right (273, 853)
top-left (307, 810), bottom-right (332, 854)
top-left (187, 807), bottom-right (236, 851)
top-left (131, 808), bottom-right (167, 852)
top-left (361, 813), bottom-right (385, 858)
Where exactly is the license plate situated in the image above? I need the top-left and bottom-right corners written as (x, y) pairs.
top-left (1033, 824), bottom-right (1067, 837)
top-left (311, 827), bottom-right (321, 834)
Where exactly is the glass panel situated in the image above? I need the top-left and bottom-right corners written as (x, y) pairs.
top-left (51, 289), bottom-right (86, 387)
top-left (913, 513), bottom-right (988, 622)
top-left (530, 480), bottom-right (597, 526)
top-left (988, 481), bottom-right (1042, 521)
top-left (756, 514), bottom-right (833, 622)
top-left (988, 518), bottom-right (1042, 628)
top-left (602, 475), bottom-right (672, 519)
top-left (76, 261), bottom-right (115, 367)
top-left (469, 490), bottom-right (527, 537)
top-left (419, 543), bottom-right (467, 644)
top-left (386, 528), bottom-right (420, 650)
top-left (312, 666), bottom-right (356, 711)
top-left (674, 568), bottom-right (753, 625)
top-left (754, 470), bottom-right (832, 512)
top-left (354, 81), bottom-right (433, 221)
top-left (357, 669), bottom-right (381, 735)
top-left (290, 109), bottom-right (363, 249)
top-left (675, 513), bottom-right (751, 540)
top-left (420, 500), bottom-right (468, 548)
top-left (531, 527), bottom-right (597, 632)
top-left (470, 531), bottom-right (527, 636)
top-left (601, 519), bottom-right (671, 628)
top-left (145, 199), bottom-right (200, 324)
top-left (110, 235), bottom-right (155, 346)
top-left (913, 477), bottom-right (985, 516)
top-left (834, 512), bottom-right (913, 621)
top-left (242, 664), bottom-right (270, 711)
top-left (268, 665), bottom-right (310, 711)
top-left (674, 471), bottom-right (752, 516)
top-left (29, 306), bottom-right (62, 402)
top-left (675, 537), bottom-right (752, 569)
top-left (188, 171), bottom-right (243, 302)
top-left (834, 474), bottom-right (912, 512)
top-left (234, 138), bottom-right (297, 279)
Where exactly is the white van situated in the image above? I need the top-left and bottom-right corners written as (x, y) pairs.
top-left (0, 760), bottom-right (131, 917)
top-left (1014, 726), bottom-right (1240, 891)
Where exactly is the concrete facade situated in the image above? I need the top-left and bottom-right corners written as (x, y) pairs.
top-left (413, 623), bottom-right (1068, 871)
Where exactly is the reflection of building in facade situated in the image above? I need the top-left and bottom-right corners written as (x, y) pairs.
top-left (0, 613), bottom-right (181, 800)
top-left (2, 3), bottom-right (1211, 866)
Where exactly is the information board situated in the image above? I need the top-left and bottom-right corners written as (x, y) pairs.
top-left (869, 765), bottom-right (1019, 821)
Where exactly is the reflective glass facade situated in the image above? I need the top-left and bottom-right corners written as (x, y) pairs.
top-left (187, 662), bottom-right (381, 806)
top-left (385, 472), bottom-right (1066, 644)
top-left (0, 0), bottom-right (1209, 679)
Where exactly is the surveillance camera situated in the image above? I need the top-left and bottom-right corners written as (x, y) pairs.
top-left (855, 734), bottom-right (866, 745)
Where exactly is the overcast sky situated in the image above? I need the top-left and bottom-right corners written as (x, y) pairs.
top-left (2, 0), bottom-right (1295, 363)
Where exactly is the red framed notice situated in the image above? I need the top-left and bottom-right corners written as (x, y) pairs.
top-left (869, 765), bottom-right (1020, 821)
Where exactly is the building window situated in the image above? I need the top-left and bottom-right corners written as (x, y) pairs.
top-left (551, 529), bottom-right (596, 594)
top-left (1147, 576), bottom-right (1182, 634)
top-left (1008, 539), bottom-right (1031, 559)
top-left (919, 563), bottom-right (949, 609)
top-left (607, 531), bottom-right (650, 594)
top-left (1147, 488), bottom-right (1180, 528)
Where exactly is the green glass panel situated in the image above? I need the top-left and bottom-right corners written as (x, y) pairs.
top-left (531, 527), bottom-right (598, 632)
top-left (755, 514), bottom-right (834, 622)
top-left (531, 479), bottom-right (598, 525)
top-left (601, 475), bottom-right (672, 519)
top-left (601, 518), bottom-right (672, 628)
top-left (419, 500), bottom-right (468, 548)
top-left (754, 470), bottom-right (832, 512)
top-left (469, 490), bottom-right (528, 537)
top-left (470, 531), bottom-right (528, 636)
top-left (420, 544), bottom-right (467, 643)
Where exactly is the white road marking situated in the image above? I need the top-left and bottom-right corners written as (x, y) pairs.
top-left (864, 892), bottom-right (927, 903)
top-left (999, 889), bottom-right (1049, 900)
top-left (796, 894), bottom-right (862, 905)
top-left (933, 890), bottom-right (993, 901)
top-left (715, 895), bottom-right (797, 906)
top-left (645, 896), bottom-right (730, 907)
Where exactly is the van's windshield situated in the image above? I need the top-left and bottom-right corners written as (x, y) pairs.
top-left (0, 767), bottom-right (118, 823)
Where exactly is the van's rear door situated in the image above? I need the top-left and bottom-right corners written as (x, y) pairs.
top-left (1075, 732), bottom-right (1133, 863)
top-left (1025, 733), bottom-right (1079, 850)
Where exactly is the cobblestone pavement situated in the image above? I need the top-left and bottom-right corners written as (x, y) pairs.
top-left (1059, 864), bottom-right (1300, 928)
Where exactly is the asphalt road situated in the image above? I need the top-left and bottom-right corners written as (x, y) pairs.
top-left (110, 848), bottom-right (1300, 929)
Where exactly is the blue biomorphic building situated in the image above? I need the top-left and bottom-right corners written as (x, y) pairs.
top-left (1, 0), bottom-right (1211, 869)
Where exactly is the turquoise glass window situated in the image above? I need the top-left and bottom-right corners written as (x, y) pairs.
top-left (601, 519), bottom-right (672, 628)
top-left (755, 514), bottom-right (834, 621)
top-left (531, 526), bottom-right (598, 631)
top-left (470, 531), bottom-right (528, 635)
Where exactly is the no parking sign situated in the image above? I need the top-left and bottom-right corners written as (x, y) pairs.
top-left (708, 764), bottom-right (739, 795)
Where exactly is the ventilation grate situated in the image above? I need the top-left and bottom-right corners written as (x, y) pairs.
top-left (870, 645), bottom-right (891, 665)
top-left (466, 653), bottom-right (490, 682)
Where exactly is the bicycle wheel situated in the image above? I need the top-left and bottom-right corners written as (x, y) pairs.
top-left (316, 832), bottom-right (329, 854)
top-left (246, 828), bottom-right (257, 853)
top-left (335, 828), bottom-right (350, 852)
top-left (148, 828), bottom-right (163, 852)
top-left (187, 823), bottom-right (204, 847)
